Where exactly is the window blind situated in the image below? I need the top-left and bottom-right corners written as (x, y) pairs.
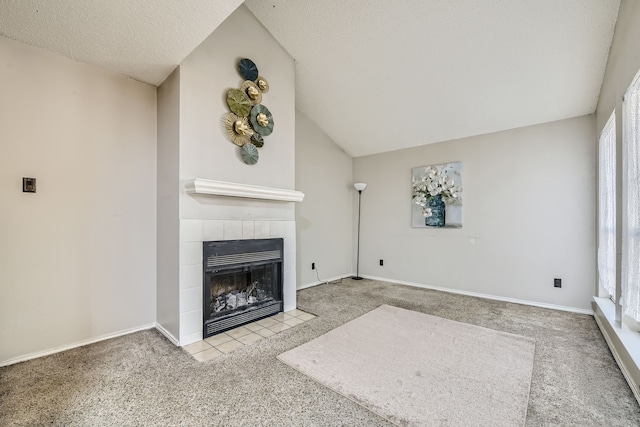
top-left (623, 76), bottom-right (640, 322)
top-left (598, 112), bottom-right (616, 299)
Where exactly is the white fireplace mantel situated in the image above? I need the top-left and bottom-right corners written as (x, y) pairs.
top-left (185, 178), bottom-right (305, 202)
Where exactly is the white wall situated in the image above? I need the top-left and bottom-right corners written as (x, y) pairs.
top-left (596, 0), bottom-right (640, 134)
top-left (353, 116), bottom-right (596, 311)
top-left (0, 36), bottom-right (157, 365)
top-left (295, 111), bottom-right (353, 286)
top-left (154, 5), bottom-right (298, 346)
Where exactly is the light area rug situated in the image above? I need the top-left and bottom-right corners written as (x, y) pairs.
top-left (278, 304), bottom-right (536, 426)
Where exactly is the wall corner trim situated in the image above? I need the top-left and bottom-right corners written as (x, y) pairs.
top-left (297, 274), bottom-right (353, 290)
top-left (155, 323), bottom-right (180, 346)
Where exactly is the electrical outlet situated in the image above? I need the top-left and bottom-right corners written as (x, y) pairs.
top-left (554, 278), bottom-right (562, 288)
top-left (380, 259), bottom-right (384, 266)
top-left (312, 262), bottom-right (315, 270)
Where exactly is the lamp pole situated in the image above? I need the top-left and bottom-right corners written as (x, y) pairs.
top-left (353, 183), bottom-right (367, 280)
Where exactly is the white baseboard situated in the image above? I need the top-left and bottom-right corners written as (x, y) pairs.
top-left (592, 297), bottom-right (640, 405)
top-left (360, 275), bottom-right (593, 315)
top-left (0, 323), bottom-right (156, 367)
top-left (155, 322), bottom-right (180, 346)
top-left (298, 274), bottom-right (352, 290)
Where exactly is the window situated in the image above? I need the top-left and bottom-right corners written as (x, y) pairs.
top-left (623, 73), bottom-right (640, 322)
top-left (598, 112), bottom-right (616, 299)
top-left (598, 71), bottom-right (640, 328)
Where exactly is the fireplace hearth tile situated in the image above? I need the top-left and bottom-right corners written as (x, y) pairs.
top-left (255, 328), bottom-right (276, 338)
top-left (256, 317), bottom-right (279, 327)
top-left (272, 313), bottom-right (295, 322)
top-left (284, 317), bottom-right (305, 327)
top-left (237, 333), bottom-right (263, 345)
top-left (205, 333), bottom-right (234, 347)
top-left (192, 347), bottom-right (223, 362)
top-left (183, 340), bottom-right (213, 354)
top-left (226, 326), bottom-right (253, 339)
top-left (285, 309), bottom-right (306, 317)
top-left (217, 339), bottom-right (245, 354)
top-left (244, 322), bottom-right (266, 332)
top-left (297, 313), bottom-right (316, 321)
top-left (187, 309), bottom-right (318, 361)
top-left (267, 323), bottom-right (292, 333)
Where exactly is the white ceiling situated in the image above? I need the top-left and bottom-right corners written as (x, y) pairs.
top-left (0, 1), bottom-right (621, 157)
top-left (0, 0), bottom-right (243, 86)
top-left (245, 0), bottom-right (620, 156)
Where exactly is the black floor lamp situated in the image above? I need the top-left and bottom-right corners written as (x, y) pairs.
top-left (353, 182), bottom-right (367, 280)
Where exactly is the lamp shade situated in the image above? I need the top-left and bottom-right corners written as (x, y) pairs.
top-left (354, 183), bottom-right (367, 191)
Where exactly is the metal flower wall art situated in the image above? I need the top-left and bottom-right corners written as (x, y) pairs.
top-left (224, 58), bottom-right (274, 165)
top-left (411, 162), bottom-right (463, 228)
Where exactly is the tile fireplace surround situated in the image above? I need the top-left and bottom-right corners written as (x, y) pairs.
top-left (177, 179), bottom-right (304, 347)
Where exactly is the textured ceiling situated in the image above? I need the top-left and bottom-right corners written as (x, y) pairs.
top-left (0, 0), bottom-right (243, 86)
top-left (246, 0), bottom-right (620, 157)
top-left (0, 1), bottom-right (621, 157)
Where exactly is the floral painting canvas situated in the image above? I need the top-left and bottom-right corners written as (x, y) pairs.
top-left (411, 162), bottom-right (463, 228)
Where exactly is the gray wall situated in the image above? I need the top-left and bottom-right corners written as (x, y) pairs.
top-left (353, 116), bottom-right (596, 311)
top-left (156, 68), bottom-right (181, 341)
top-left (296, 111), bottom-right (354, 286)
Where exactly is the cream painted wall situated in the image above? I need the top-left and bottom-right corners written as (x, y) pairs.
top-left (296, 111), bottom-right (353, 286)
top-left (353, 116), bottom-right (596, 311)
top-left (0, 36), bottom-right (157, 365)
top-left (156, 68), bottom-right (180, 341)
top-left (596, 0), bottom-right (640, 134)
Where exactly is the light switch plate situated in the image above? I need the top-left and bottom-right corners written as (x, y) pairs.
top-left (23, 177), bottom-right (36, 193)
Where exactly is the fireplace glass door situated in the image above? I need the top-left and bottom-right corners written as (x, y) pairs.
top-left (203, 238), bottom-right (283, 337)
top-left (208, 263), bottom-right (276, 317)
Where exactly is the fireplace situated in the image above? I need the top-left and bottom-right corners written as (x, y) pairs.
top-left (203, 238), bottom-right (283, 338)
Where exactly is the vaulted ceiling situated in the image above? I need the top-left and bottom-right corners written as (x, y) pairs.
top-left (0, 1), bottom-right (621, 157)
top-left (0, 0), bottom-right (244, 86)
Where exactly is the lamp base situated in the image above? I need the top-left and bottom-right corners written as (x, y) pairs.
top-left (352, 276), bottom-right (364, 280)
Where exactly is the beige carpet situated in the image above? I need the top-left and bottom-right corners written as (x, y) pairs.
top-left (278, 304), bottom-right (536, 426)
